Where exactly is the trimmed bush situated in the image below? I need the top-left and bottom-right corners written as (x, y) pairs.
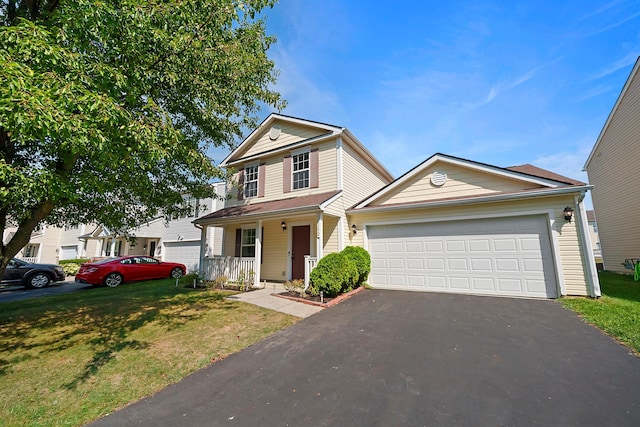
top-left (309, 252), bottom-right (358, 297)
top-left (341, 246), bottom-right (371, 286)
top-left (58, 259), bottom-right (91, 276)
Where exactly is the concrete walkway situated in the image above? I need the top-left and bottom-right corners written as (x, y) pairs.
top-left (225, 282), bottom-right (323, 318)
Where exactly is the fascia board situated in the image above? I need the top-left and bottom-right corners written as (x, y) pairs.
top-left (584, 56), bottom-right (640, 170)
top-left (350, 185), bottom-right (592, 214)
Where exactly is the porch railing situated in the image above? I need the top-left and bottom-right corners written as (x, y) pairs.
top-left (304, 255), bottom-right (318, 290)
top-left (19, 257), bottom-right (38, 264)
top-left (201, 256), bottom-right (255, 283)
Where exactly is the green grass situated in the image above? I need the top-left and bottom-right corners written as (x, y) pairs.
top-left (0, 280), bottom-right (298, 426)
top-left (561, 271), bottom-right (640, 354)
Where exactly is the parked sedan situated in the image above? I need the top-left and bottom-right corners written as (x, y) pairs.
top-left (1, 258), bottom-right (66, 289)
top-left (75, 256), bottom-right (186, 287)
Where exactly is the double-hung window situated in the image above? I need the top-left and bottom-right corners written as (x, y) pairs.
top-left (244, 165), bottom-right (259, 198)
top-left (241, 229), bottom-right (256, 257)
top-left (292, 151), bottom-right (310, 190)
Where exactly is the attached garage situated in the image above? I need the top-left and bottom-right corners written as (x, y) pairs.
top-left (59, 245), bottom-right (79, 260)
top-left (163, 241), bottom-right (200, 272)
top-left (348, 153), bottom-right (601, 298)
top-left (368, 215), bottom-right (558, 298)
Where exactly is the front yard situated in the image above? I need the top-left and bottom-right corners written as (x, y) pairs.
top-left (561, 271), bottom-right (640, 354)
top-left (0, 280), bottom-right (297, 426)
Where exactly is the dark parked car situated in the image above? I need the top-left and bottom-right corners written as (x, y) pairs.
top-left (1, 258), bottom-right (66, 289)
top-left (75, 256), bottom-right (186, 287)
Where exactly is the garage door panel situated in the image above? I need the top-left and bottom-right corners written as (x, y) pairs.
top-left (164, 241), bottom-right (200, 272)
top-left (368, 215), bottom-right (557, 298)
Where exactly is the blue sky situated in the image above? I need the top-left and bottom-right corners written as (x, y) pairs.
top-left (235, 1), bottom-right (640, 207)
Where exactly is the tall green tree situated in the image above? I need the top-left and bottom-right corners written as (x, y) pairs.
top-left (0, 0), bottom-right (284, 274)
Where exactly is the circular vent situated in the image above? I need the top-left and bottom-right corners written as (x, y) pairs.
top-left (269, 125), bottom-right (281, 140)
top-left (430, 171), bottom-right (447, 187)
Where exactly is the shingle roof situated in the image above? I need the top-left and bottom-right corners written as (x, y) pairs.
top-left (194, 191), bottom-right (341, 223)
top-left (506, 164), bottom-right (586, 186)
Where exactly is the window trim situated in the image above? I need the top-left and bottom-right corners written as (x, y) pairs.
top-left (240, 228), bottom-right (256, 258)
top-left (243, 163), bottom-right (260, 199)
top-left (291, 149), bottom-right (310, 191)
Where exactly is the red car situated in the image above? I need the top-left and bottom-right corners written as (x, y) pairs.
top-left (75, 256), bottom-right (186, 287)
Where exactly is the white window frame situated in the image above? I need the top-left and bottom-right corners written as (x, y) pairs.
top-left (244, 164), bottom-right (259, 198)
top-left (241, 228), bottom-right (256, 258)
top-left (292, 150), bottom-right (310, 190)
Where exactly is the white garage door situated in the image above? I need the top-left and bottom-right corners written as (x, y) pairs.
top-left (163, 241), bottom-right (201, 273)
top-left (368, 215), bottom-right (558, 298)
top-left (59, 245), bottom-right (78, 260)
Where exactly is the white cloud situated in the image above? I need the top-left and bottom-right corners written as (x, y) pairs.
top-left (587, 51), bottom-right (639, 81)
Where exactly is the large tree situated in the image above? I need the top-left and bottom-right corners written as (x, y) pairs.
top-left (0, 0), bottom-right (284, 274)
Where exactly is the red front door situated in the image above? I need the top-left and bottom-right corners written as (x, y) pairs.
top-left (291, 225), bottom-right (311, 280)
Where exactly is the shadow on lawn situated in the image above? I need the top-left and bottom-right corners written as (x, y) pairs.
top-left (0, 283), bottom-right (239, 388)
top-left (599, 271), bottom-right (640, 303)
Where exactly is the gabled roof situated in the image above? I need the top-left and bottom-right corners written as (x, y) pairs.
top-left (194, 191), bottom-right (341, 224)
top-left (584, 56), bottom-right (640, 169)
top-left (221, 113), bottom-right (394, 181)
top-left (352, 153), bottom-right (584, 210)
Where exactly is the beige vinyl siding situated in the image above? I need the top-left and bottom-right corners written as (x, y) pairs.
top-left (260, 221), bottom-right (289, 281)
top-left (227, 140), bottom-right (337, 207)
top-left (377, 163), bottom-right (542, 206)
top-left (240, 122), bottom-right (329, 159)
top-left (349, 195), bottom-right (590, 296)
top-left (25, 226), bottom-right (62, 264)
top-left (586, 69), bottom-right (640, 273)
top-left (341, 143), bottom-right (391, 208)
top-left (322, 215), bottom-right (340, 255)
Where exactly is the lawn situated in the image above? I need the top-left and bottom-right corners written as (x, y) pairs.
top-left (0, 280), bottom-right (298, 426)
top-left (561, 271), bottom-right (640, 354)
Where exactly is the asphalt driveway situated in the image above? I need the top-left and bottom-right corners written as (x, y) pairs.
top-left (89, 290), bottom-right (640, 426)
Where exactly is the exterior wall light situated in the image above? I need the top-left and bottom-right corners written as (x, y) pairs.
top-left (351, 224), bottom-right (357, 234)
top-left (563, 207), bottom-right (574, 222)
top-left (281, 221), bottom-right (286, 231)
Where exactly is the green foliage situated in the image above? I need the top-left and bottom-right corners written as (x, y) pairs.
top-left (58, 258), bottom-right (91, 265)
top-left (58, 259), bottom-right (91, 276)
top-left (0, 1), bottom-right (285, 275)
top-left (341, 246), bottom-right (371, 286)
top-left (309, 252), bottom-right (358, 298)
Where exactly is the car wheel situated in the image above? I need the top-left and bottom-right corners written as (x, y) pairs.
top-left (104, 273), bottom-right (123, 287)
top-left (26, 273), bottom-right (51, 289)
top-left (170, 267), bottom-right (184, 279)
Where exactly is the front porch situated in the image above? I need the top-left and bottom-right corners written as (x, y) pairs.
top-left (193, 191), bottom-right (348, 289)
top-left (201, 255), bottom-right (318, 289)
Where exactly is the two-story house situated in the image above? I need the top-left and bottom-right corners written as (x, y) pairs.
top-left (196, 114), bottom-right (600, 299)
top-left (194, 114), bottom-right (394, 286)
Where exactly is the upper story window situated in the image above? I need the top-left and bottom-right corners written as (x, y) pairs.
top-left (244, 165), bottom-right (259, 198)
top-left (292, 151), bottom-right (310, 190)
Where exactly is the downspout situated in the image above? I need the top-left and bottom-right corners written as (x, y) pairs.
top-left (575, 193), bottom-right (601, 297)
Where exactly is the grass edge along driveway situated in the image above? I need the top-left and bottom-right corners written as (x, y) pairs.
top-left (0, 279), bottom-right (297, 427)
top-left (561, 271), bottom-right (640, 354)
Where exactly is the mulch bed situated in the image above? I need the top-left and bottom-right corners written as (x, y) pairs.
top-left (274, 286), bottom-right (366, 308)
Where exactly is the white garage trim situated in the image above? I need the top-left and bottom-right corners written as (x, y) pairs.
top-left (365, 212), bottom-right (562, 298)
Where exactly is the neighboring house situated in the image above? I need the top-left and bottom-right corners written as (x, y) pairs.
top-left (584, 56), bottom-right (640, 274)
top-left (194, 114), bottom-right (394, 286)
top-left (4, 182), bottom-right (225, 272)
top-left (586, 210), bottom-right (603, 270)
top-left (82, 183), bottom-right (226, 272)
top-left (195, 114), bottom-right (599, 299)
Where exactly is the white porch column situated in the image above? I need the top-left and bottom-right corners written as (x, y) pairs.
top-left (109, 237), bottom-right (116, 257)
top-left (316, 212), bottom-right (324, 260)
top-left (254, 220), bottom-right (263, 287)
top-left (198, 225), bottom-right (207, 275)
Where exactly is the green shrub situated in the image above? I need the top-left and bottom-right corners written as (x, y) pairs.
top-left (58, 258), bottom-right (91, 265)
top-left (341, 246), bottom-right (371, 286)
top-left (62, 263), bottom-right (80, 276)
top-left (309, 252), bottom-right (358, 297)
